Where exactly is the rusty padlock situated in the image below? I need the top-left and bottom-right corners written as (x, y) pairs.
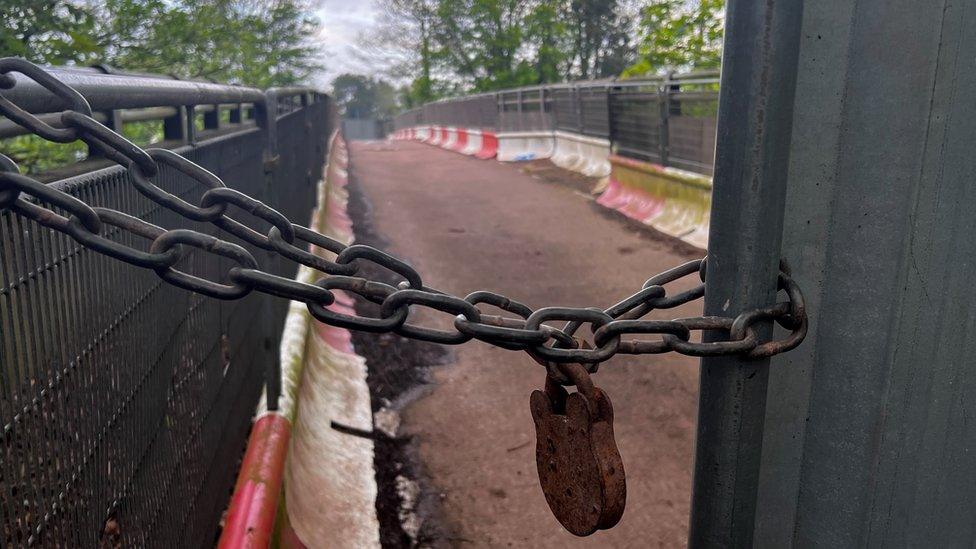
top-left (530, 362), bottom-right (626, 536)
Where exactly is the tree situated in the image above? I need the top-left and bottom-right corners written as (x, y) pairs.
top-left (364, 0), bottom-right (440, 105)
top-left (623, 0), bottom-right (725, 77)
top-left (332, 74), bottom-right (401, 119)
top-left (0, 0), bottom-right (324, 172)
top-left (430, 0), bottom-right (540, 91)
top-left (0, 0), bottom-right (323, 87)
top-left (566, 0), bottom-right (636, 79)
top-left (96, 0), bottom-right (322, 87)
top-left (370, 0), bottom-right (638, 96)
top-left (0, 0), bottom-right (103, 64)
top-left (524, 2), bottom-right (570, 84)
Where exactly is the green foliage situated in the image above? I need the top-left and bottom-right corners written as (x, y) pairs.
top-left (524, 3), bottom-right (568, 84)
top-left (96, 0), bottom-right (322, 87)
top-left (376, 0), bottom-right (638, 97)
top-left (0, 0), bottom-right (323, 172)
top-left (332, 74), bottom-right (401, 119)
top-left (2, 136), bottom-right (87, 174)
top-left (0, 0), bottom-right (102, 64)
top-left (623, 0), bottom-right (725, 78)
top-left (430, 0), bottom-right (537, 92)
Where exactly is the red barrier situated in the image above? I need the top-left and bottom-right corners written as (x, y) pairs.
top-left (218, 413), bottom-right (291, 549)
top-left (427, 126), bottom-right (443, 145)
top-left (439, 127), bottom-right (449, 145)
top-left (475, 131), bottom-right (498, 159)
top-left (451, 128), bottom-right (469, 152)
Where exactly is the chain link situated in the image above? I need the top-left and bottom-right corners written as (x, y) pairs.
top-left (0, 58), bottom-right (809, 385)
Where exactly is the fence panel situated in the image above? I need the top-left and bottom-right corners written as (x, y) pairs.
top-left (578, 85), bottom-right (611, 138)
top-left (551, 87), bottom-right (581, 133)
top-left (609, 81), bottom-right (664, 163)
top-left (666, 78), bottom-right (720, 175)
top-left (0, 95), bottom-right (331, 547)
top-left (390, 73), bottom-right (719, 176)
top-left (472, 94), bottom-right (499, 130)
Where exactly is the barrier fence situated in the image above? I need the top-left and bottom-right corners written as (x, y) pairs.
top-left (392, 71), bottom-right (719, 176)
top-left (392, 72), bottom-right (718, 249)
top-left (0, 68), bottom-right (333, 547)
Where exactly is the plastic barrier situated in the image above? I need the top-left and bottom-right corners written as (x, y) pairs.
top-left (476, 130), bottom-right (498, 159)
top-left (551, 131), bottom-right (583, 171)
top-left (597, 154), bottom-right (712, 249)
top-left (427, 125), bottom-right (444, 146)
top-left (451, 128), bottom-right (469, 153)
top-left (400, 125), bottom-right (497, 160)
top-left (442, 126), bottom-right (459, 150)
top-left (551, 131), bottom-right (610, 177)
top-left (461, 129), bottom-right (483, 155)
top-left (497, 131), bottom-right (555, 162)
top-left (220, 133), bottom-right (380, 549)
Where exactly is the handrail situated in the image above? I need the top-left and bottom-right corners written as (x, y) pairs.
top-left (2, 68), bottom-right (267, 113)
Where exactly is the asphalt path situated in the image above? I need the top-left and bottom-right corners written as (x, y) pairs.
top-left (348, 140), bottom-right (703, 548)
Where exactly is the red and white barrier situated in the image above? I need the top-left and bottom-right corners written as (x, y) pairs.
top-left (441, 126), bottom-right (459, 150)
top-left (461, 129), bottom-right (483, 155)
top-left (427, 126), bottom-right (444, 146)
top-left (476, 131), bottom-right (498, 159)
top-left (451, 128), bottom-right (469, 153)
top-left (394, 125), bottom-right (498, 160)
top-left (220, 133), bottom-right (380, 549)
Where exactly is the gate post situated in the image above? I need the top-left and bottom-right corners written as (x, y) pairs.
top-left (688, 0), bottom-right (804, 547)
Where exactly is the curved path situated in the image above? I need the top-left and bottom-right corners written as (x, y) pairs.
top-left (349, 140), bottom-right (703, 547)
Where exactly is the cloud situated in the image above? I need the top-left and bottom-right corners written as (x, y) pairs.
top-left (314, 0), bottom-right (381, 86)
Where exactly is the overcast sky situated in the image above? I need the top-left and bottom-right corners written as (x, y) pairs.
top-left (313, 0), bottom-right (382, 87)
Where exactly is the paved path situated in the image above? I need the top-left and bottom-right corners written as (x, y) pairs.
top-left (349, 140), bottom-right (703, 548)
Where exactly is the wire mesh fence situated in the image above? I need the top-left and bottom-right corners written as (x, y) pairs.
top-left (392, 71), bottom-right (720, 176)
top-left (0, 83), bottom-right (332, 547)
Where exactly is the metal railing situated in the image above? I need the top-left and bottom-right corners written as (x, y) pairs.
top-left (392, 71), bottom-right (720, 176)
top-left (0, 68), bottom-right (334, 547)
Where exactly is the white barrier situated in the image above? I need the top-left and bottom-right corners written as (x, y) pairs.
top-left (551, 131), bottom-right (610, 177)
top-left (497, 131), bottom-right (555, 162)
top-left (551, 131), bottom-right (583, 171)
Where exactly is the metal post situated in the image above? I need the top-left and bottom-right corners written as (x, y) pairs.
top-left (688, 0), bottom-right (804, 547)
top-left (186, 105), bottom-right (197, 144)
top-left (163, 106), bottom-right (188, 143)
top-left (660, 73), bottom-right (673, 166)
top-left (516, 90), bottom-right (523, 132)
top-left (575, 86), bottom-right (583, 134)
top-left (607, 86), bottom-right (617, 151)
top-left (203, 104), bottom-right (220, 130)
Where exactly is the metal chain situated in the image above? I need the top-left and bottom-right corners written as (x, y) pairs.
top-left (0, 58), bottom-right (808, 385)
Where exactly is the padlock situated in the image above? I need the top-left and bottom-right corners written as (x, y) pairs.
top-left (530, 362), bottom-right (626, 536)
